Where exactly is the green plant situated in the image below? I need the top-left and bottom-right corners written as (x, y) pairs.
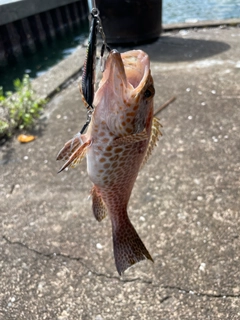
top-left (0, 74), bottom-right (46, 137)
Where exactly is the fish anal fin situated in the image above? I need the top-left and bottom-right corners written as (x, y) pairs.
top-left (111, 212), bottom-right (153, 275)
top-left (112, 128), bottom-right (148, 147)
top-left (141, 117), bottom-right (162, 168)
top-left (58, 140), bottom-right (91, 173)
top-left (91, 186), bottom-right (107, 222)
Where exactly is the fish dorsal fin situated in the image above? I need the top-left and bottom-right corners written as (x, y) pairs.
top-left (91, 186), bottom-right (107, 222)
top-left (57, 138), bottom-right (91, 173)
top-left (141, 117), bottom-right (162, 168)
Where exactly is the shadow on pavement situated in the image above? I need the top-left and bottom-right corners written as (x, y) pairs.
top-left (0, 143), bottom-right (15, 166)
top-left (148, 36), bottom-right (230, 62)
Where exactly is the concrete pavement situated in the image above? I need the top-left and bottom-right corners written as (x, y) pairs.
top-left (0, 25), bottom-right (240, 319)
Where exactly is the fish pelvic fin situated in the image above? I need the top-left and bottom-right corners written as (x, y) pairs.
top-left (112, 128), bottom-right (148, 147)
top-left (57, 139), bottom-right (91, 173)
top-left (111, 212), bottom-right (153, 275)
top-left (91, 186), bottom-right (107, 222)
top-left (141, 117), bottom-right (162, 168)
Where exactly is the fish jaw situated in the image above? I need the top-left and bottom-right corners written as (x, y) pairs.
top-left (93, 50), bottom-right (154, 137)
top-left (93, 49), bottom-right (128, 107)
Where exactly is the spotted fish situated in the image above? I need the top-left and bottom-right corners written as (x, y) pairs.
top-left (57, 49), bottom-right (162, 275)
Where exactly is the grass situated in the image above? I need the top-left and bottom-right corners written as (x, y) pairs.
top-left (0, 74), bottom-right (47, 139)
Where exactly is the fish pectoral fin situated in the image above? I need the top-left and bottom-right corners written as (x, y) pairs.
top-left (112, 128), bottom-right (148, 146)
top-left (57, 140), bottom-right (91, 173)
top-left (56, 133), bottom-right (87, 161)
top-left (91, 186), bottom-right (107, 222)
top-left (141, 117), bottom-right (162, 168)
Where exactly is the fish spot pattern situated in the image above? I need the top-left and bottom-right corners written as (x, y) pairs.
top-left (57, 50), bottom-right (159, 275)
top-left (84, 53), bottom-right (156, 274)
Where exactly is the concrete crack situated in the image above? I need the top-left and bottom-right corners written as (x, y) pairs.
top-left (161, 285), bottom-right (240, 299)
top-left (3, 235), bottom-right (240, 299)
top-left (3, 234), bottom-right (83, 260)
top-left (2, 235), bottom-right (152, 284)
top-left (159, 296), bottom-right (171, 303)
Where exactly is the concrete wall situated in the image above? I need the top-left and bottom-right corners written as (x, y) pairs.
top-left (0, 0), bottom-right (88, 64)
top-left (0, 0), bottom-right (86, 26)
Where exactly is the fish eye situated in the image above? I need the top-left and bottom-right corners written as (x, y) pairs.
top-left (144, 85), bottom-right (155, 98)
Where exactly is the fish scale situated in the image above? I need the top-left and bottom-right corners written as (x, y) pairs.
top-left (57, 49), bottom-right (162, 275)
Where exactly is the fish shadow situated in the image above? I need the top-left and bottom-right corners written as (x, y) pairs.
top-left (0, 143), bottom-right (15, 166)
top-left (115, 36), bottom-right (230, 63)
top-left (142, 36), bottom-right (230, 63)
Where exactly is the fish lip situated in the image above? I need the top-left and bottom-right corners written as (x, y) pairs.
top-left (106, 49), bottom-right (128, 87)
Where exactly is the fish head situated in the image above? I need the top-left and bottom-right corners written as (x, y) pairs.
top-left (94, 49), bottom-right (155, 136)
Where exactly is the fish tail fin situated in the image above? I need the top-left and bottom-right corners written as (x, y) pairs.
top-left (112, 213), bottom-right (153, 275)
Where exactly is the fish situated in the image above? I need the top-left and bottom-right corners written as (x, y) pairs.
top-left (57, 49), bottom-right (162, 275)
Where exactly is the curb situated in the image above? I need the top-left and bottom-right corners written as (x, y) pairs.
top-left (31, 45), bottom-right (86, 100)
top-left (163, 18), bottom-right (240, 31)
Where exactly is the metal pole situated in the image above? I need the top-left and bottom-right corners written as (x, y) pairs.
top-left (87, 0), bottom-right (97, 12)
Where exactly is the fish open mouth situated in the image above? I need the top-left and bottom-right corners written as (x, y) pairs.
top-left (120, 50), bottom-right (150, 90)
top-left (97, 49), bottom-right (150, 96)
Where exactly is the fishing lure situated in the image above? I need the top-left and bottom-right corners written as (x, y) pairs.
top-left (81, 13), bottom-right (98, 109)
top-left (80, 8), bottom-right (110, 134)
